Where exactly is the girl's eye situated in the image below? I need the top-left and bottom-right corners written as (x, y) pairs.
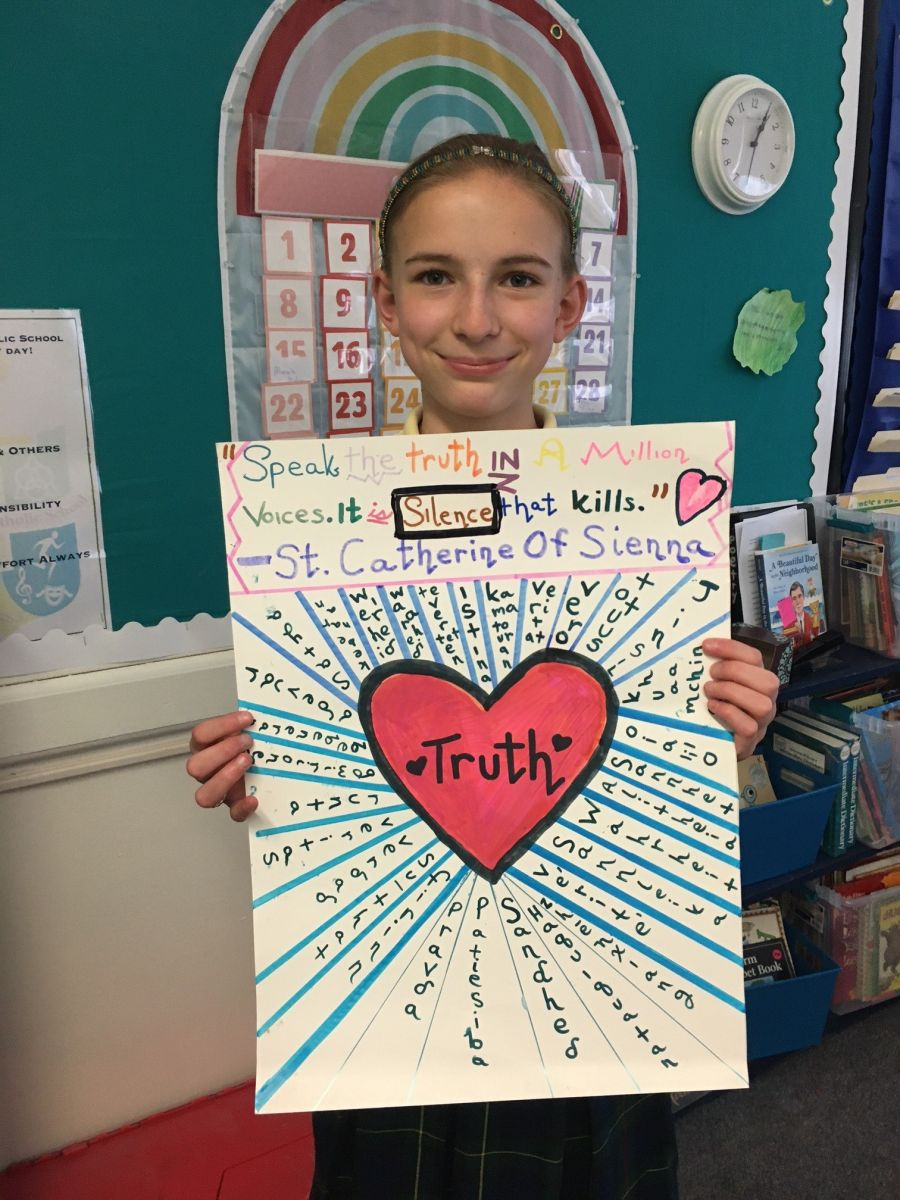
top-left (416, 268), bottom-right (449, 286)
top-left (506, 272), bottom-right (538, 288)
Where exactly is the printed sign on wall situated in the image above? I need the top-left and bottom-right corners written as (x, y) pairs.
top-left (217, 421), bottom-right (747, 1113)
top-left (0, 309), bottom-right (108, 642)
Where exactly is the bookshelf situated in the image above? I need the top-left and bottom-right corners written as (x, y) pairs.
top-left (780, 641), bottom-right (900, 700)
top-left (742, 837), bottom-right (900, 905)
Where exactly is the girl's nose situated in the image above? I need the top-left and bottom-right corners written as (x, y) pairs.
top-left (452, 283), bottom-right (500, 341)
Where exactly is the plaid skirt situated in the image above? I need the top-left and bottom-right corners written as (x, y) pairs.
top-left (309, 1095), bottom-right (678, 1199)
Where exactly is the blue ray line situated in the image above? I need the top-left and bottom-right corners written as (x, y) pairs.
top-left (252, 731), bottom-right (375, 766)
top-left (407, 586), bottom-right (442, 664)
top-left (255, 866), bottom-right (469, 1110)
top-left (251, 766), bottom-right (394, 791)
top-left (294, 592), bottom-right (362, 691)
top-left (597, 766), bottom-right (737, 831)
top-left (237, 699), bottom-right (364, 741)
top-left (507, 868), bottom-right (744, 1014)
top-left (529, 844), bottom-right (742, 965)
top-left (255, 836), bottom-right (440, 982)
top-left (409, 877), bottom-right (478, 1088)
top-left (491, 886), bottom-right (554, 1093)
top-left (505, 874), bottom-right (748, 1085)
top-left (608, 740), bottom-right (738, 799)
top-left (257, 847), bottom-right (458, 1034)
top-left (545, 576), bottom-right (572, 649)
top-left (612, 613), bottom-right (726, 686)
top-left (321, 872), bottom-right (476, 1109)
top-left (338, 589), bottom-right (378, 670)
top-left (569, 574), bottom-right (621, 652)
top-left (253, 816), bottom-right (421, 908)
top-left (500, 878), bottom-right (639, 1090)
top-left (255, 806), bottom-right (410, 838)
top-left (556, 817), bottom-right (741, 916)
top-left (447, 584), bottom-right (477, 682)
top-left (512, 579), bottom-right (528, 666)
top-left (474, 581), bottom-right (497, 688)
top-left (586, 782), bottom-right (739, 868)
top-left (597, 570), bottom-right (697, 666)
top-left (232, 612), bottom-right (357, 711)
top-left (376, 585), bottom-right (411, 659)
top-left (617, 707), bottom-right (733, 741)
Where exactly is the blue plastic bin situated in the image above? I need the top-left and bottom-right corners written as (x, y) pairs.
top-left (745, 930), bottom-right (840, 1060)
top-left (739, 784), bottom-right (837, 886)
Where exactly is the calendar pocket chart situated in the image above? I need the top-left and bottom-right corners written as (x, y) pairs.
top-left (217, 421), bottom-right (748, 1112)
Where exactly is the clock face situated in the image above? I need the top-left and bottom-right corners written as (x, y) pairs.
top-left (692, 75), bottom-right (796, 214)
top-left (719, 85), bottom-right (794, 200)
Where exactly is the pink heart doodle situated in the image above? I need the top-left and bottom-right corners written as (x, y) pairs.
top-left (675, 469), bottom-right (727, 526)
top-left (358, 649), bottom-right (618, 883)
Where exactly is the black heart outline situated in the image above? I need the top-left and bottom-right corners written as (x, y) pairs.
top-left (674, 469), bottom-right (727, 526)
top-left (358, 648), bottom-right (619, 884)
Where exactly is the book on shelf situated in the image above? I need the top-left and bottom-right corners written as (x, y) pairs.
top-left (755, 541), bottom-right (826, 649)
top-left (742, 901), bottom-right (795, 987)
top-left (874, 892), bottom-right (900, 997)
top-left (784, 707), bottom-right (860, 855)
top-left (772, 714), bottom-right (851, 854)
top-left (820, 518), bottom-right (897, 653)
top-left (732, 504), bottom-right (812, 624)
top-left (737, 753), bottom-right (777, 808)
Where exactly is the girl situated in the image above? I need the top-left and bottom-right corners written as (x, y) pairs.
top-left (188, 134), bottom-right (779, 1199)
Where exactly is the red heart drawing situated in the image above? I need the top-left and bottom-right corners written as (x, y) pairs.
top-left (675, 468), bottom-right (727, 525)
top-left (358, 649), bottom-right (618, 883)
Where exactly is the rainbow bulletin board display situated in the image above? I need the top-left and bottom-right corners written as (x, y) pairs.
top-left (218, 420), bottom-right (748, 1112)
top-left (219, 0), bottom-right (636, 443)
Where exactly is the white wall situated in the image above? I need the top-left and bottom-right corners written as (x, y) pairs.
top-left (0, 653), bottom-right (257, 1169)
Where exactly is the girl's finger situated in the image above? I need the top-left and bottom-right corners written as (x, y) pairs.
top-left (706, 699), bottom-right (757, 739)
top-left (227, 789), bottom-right (259, 822)
top-left (702, 637), bottom-right (764, 667)
top-left (707, 659), bottom-right (779, 694)
top-left (189, 710), bottom-right (254, 755)
top-left (703, 679), bottom-right (777, 721)
top-left (186, 731), bottom-right (253, 785)
top-left (192, 751), bottom-right (252, 810)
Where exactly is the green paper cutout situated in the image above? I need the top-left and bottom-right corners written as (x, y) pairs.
top-left (733, 289), bottom-right (805, 376)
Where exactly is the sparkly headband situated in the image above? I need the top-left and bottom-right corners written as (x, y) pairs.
top-left (378, 144), bottom-right (580, 260)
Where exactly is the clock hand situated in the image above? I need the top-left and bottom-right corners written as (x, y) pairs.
top-left (748, 104), bottom-right (773, 152)
top-left (743, 104), bottom-right (772, 182)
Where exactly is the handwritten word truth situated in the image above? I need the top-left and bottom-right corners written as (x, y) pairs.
top-left (409, 730), bottom-right (565, 796)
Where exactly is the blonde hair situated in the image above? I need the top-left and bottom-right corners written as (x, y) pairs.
top-left (379, 133), bottom-right (579, 275)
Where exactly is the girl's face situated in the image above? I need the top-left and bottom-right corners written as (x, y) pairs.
top-left (374, 171), bottom-right (586, 434)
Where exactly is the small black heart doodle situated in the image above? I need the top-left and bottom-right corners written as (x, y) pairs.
top-left (552, 734), bottom-right (573, 752)
top-left (406, 756), bottom-right (427, 776)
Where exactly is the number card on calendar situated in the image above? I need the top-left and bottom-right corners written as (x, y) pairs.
top-left (217, 421), bottom-right (749, 1115)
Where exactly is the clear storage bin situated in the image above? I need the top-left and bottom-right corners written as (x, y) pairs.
top-left (850, 709), bottom-right (900, 848)
top-left (783, 881), bottom-right (900, 1013)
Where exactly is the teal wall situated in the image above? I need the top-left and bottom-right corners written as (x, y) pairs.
top-left (0, 1), bottom-right (849, 627)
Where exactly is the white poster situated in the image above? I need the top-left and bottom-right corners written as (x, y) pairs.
top-left (0, 309), bottom-right (108, 641)
top-left (218, 421), bottom-right (748, 1113)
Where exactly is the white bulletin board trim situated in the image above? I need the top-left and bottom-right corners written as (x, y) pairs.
top-left (811, 0), bottom-right (864, 495)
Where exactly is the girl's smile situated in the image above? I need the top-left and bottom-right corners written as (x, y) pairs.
top-left (374, 171), bottom-right (586, 434)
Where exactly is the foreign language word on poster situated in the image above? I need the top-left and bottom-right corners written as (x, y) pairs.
top-left (0, 309), bottom-right (108, 643)
top-left (217, 422), bottom-right (747, 1113)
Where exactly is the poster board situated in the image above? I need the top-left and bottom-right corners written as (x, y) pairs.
top-left (218, 421), bottom-right (749, 1112)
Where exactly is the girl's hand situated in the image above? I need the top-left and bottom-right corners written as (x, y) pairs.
top-left (187, 710), bottom-right (258, 822)
top-left (702, 638), bottom-right (779, 760)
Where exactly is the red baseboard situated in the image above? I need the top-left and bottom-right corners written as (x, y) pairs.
top-left (0, 1082), bottom-right (315, 1200)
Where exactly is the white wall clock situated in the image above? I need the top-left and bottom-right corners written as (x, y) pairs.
top-left (692, 74), bottom-right (795, 214)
